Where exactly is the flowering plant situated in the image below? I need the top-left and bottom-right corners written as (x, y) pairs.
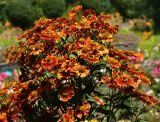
top-left (142, 59), bottom-right (160, 98)
top-left (152, 61), bottom-right (160, 79)
top-left (0, 6), bottom-right (157, 122)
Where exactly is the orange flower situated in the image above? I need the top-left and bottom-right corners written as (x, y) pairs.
top-left (93, 96), bottom-right (105, 106)
top-left (98, 32), bottom-right (112, 40)
top-left (84, 38), bottom-right (99, 49)
top-left (29, 43), bottom-right (45, 55)
top-left (76, 39), bottom-right (101, 64)
top-left (69, 25), bottom-right (76, 34)
top-left (6, 45), bottom-right (17, 64)
top-left (58, 59), bottom-right (78, 79)
top-left (61, 59), bottom-right (76, 70)
top-left (69, 6), bottom-right (82, 14)
top-left (101, 76), bottom-right (111, 84)
top-left (78, 37), bottom-right (85, 44)
top-left (41, 55), bottom-right (58, 70)
top-left (142, 31), bottom-right (152, 40)
top-left (131, 79), bottom-right (142, 89)
top-left (79, 102), bottom-right (91, 116)
top-left (78, 47), bottom-right (89, 56)
top-left (98, 45), bottom-right (109, 56)
top-left (139, 75), bottom-right (151, 85)
top-left (107, 57), bottom-right (121, 68)
top-left (133, 52), bottom-right (144, 62)
top-left (40, 29), bottom-right (57, 42)
top-left (59, 86), bottom-right (75, 102)
top-left (140, 94), bottom-right (158, 106)
top-left (145, 21), bottom-right (152, 27)
top-left (68, 6), bottom-right (82, 20)
top-left (80, 54), bottom-right (100, 64)
top-left (58, 108), bottom-right (75, 122)
top-left (0, 112), bottom-right (8, 122)
top-left (101, 76), bottom-right (115, 87)
top-left (28, 90), bottom-right (38, 103)
top-left (76, 113), bottom-right (82, 119)
top-left (115, 73), bottom-right (133, 87)
top-left (48, 78), bottom-right (60, 89)
top-left (88, 55), bottom-right (100, 63)
top-left (73, 65), bottom-right (90, 77)
top-left (130, 90), bottom-right (157, 105)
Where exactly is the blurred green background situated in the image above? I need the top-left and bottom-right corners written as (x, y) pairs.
top-left (0, 0), bottom-right (160, 121)
top-left (0, 0), bottom-right (160, 30)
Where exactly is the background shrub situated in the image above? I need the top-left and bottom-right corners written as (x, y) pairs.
top-left (100, 0), bottom-right (116, 13)
top-left (65, 0), bottom-right (79, 7)
top-left (5, 0), bottom-right (35, 29)
top-left (0, 0), bottom-right (7, 23)
top-left (145, 0), bottom-right (160, 32)
top-left (41, 0), bottom-right (66, 18)
top-left (110, 0), bottom-right (146, 19)
top-left (80, 0), bottom-right (115, 14)
top-left (27, 0), bottom-right (45, 21)
top-left (32, 7), bottom-right (45, 22)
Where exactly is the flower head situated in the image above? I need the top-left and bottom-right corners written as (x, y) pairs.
top-left (41, 55), bottom-right (58, 70)
top-left (59, 86), bottom-right (75, 102)
top-left (73, 65), bottom-right (90, 78)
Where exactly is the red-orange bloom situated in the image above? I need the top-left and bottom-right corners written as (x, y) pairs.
top-left (130, 90), bottom-right (158, 105)
top-left (68, 6), bottom-right (82, 20)
top-left (101, 76), bottom-right (115, 87)
top-left (6, 45), bottom-right (17, 64)
top-left (134, 52), bottom-right (144, 62)
top-left (79, 102), bottom-right (91, 116)
top-left (69, 6), bottom-right (82, 14)
top-left (0, 112), bottom-right (8, 122)
top-left (131, 79), bottom-right (142, 89)
top-left (107, 57), bottom-right (121, 68)
top-left (115, 73), bottom-right (134, 87)
top-left (58, 109), bottom-right (75, 122)
top-left (73, 65), bottom-right (90, 78)
top-left (140, 94), bottom-right (158, 106)
top-left (79, 54), bottom-right (100, 64)
top-left (28, 90), bottom-right (38, 103)
top-left (61, 59), bottom-right (76, 70)
top-left (139, 75), bottom-right (151, 85)
top-left (48, 78), bottom-right (60, 89)
top-left (98, 45), bottom-right (109, 56)
top-left (93, 96), bottom-right (105, 106)
top-left (41, 55), bottom-right (58, 70)
top-left (59, 86), bottom-right (75, 102)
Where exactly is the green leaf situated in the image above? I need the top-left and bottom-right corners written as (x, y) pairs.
top-left (69, 53), bottom-right (77, 59)
top-left (136, 119), bottom-right (147, 122)
top-left (96, 107), bottom-right (110, 115)
top-left (67, 36), bottom-right (74, 42)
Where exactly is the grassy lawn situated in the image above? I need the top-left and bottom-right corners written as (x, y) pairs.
top-left (0, 25), bottom-right (22, 62)
top-left (138, 34), bottom-right (160, 59)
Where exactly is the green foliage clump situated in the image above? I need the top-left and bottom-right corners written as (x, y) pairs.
top-left (28, 0), bottom-right (45, 20)
top-left (65, 0), bottom-right (79, 6)
top-left (145, 0), bottom-right (160, 32)
top-left (80, 0), bottom-right (115, 14)
top-left (110, 0), bottom-right (146, 19)
top-left (0, 0), bottom-right (7, 23)
top-left (5, 0), bottom-right (35, 29)
top-left (41, 0), bottom-right (66, 18)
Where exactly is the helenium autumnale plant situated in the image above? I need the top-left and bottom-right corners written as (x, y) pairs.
top-left (0, 6), bottom-right (158, 122)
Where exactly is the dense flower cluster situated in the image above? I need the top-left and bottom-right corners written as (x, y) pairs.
top-left (0, 6), bottom-right (157, 122)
